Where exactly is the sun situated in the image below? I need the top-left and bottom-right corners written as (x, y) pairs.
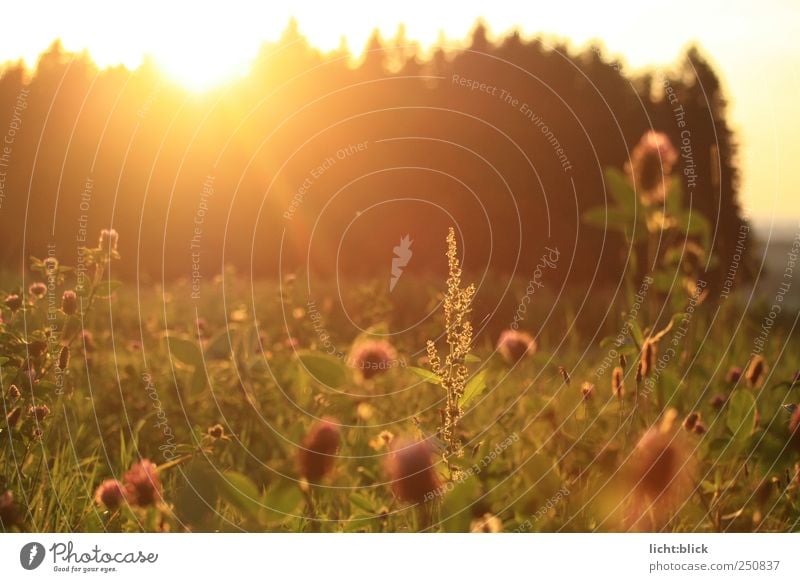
top-left (152, 40), bottom-right (258, 92)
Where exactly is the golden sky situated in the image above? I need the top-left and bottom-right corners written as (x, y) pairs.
top-left (2, 0), bottom-right (798, 225)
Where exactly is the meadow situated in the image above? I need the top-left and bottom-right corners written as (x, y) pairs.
top-left (1, 130), bottom-right (800, 534)
top-left (1, 233), bottom-right (799, 535)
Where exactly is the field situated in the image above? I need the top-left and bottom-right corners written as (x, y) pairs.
top-left (1, 212), bottom-right (799, 534)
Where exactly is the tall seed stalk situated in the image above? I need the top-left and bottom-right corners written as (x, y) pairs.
top-left (426, 228), bottom-right (475, 478)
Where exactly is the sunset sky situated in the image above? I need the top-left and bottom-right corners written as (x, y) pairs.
top-left (1, 0), bottom-right (798, 226)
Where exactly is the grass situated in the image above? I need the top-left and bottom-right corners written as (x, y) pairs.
top-left (1, 258), bottom-right (798, 532)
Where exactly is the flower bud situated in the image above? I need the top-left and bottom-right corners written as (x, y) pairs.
top-left (95, 479), bottom-right (126, 510)
top-left (61, 290), bottom-right (78, 315)
top-left (6, 407), bottom-right (22, 428)
top-left (28, 282), bottom-right (47, 298)
top-left (682, 412), bottom-right (700, 432)
top-left (124, 460), bottom-right (162, 506)
top-left (0, 490), bottom-right (20, 529)
top-left (640, 340), bottom-right (656, 378)
top-left (58, 346), bottom-right (70, 371)
top-left (207, 424), bottom-right (225, 439)
top-left (28, 405), bottom-right (50, 421)
top-left (297, 417), bottom-right (341, 482)
top-left (348, 340), bottom-right (399, 379)
top-left (386, 438), bottom-right (441, 504)
top-left (99, 228), bottom-right (119, 253)
top-left (746, 356), bottom-right (767, 388)
top-left (612, 366), bottom-right (625, 399)
top-left (725, 366), bottom-right (742, 384)
top-left (496, 329), bottom-right (537, 364)
top-left (6, 384), bottom-right (20, 402)
top-left (4, 294), bottom-right (21, 311)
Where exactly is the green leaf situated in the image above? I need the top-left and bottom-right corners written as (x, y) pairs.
top-left (295, 350), bottom-right (347, 388)
top-left (218, 471), bottom-right (262, 520)
top-left (407, 366), bottom-right (441, 385)
top-left (260, 482), bottom-right (303, 524)
top-left (205, 329), bottom-right (233, 360)
top-left (727, 389), bottom-right (756, 442)
top-left (165, 336), bottom-right (204, 368)
top-left (583, 207), bottom-right (636, 237)
top-left (604, 167), bottom-right (636, 215)
top-left (174, 461), bottom-right (219, 526)
top-left (190, 367), bottom-right (208, 395)
top-left (349, 492), bottom-right (375, 513)
top-left (627, 318), bottom-right (645, 349)
top-left (61, 315), bottom-right (83, 344)
top-left (459, 368), bottom-right (489, 408)
top-left (94, 279), bottom-right (122, 298)
top-left (677, 210), bottom-right (711, 248)
top-left (36, 380), bottom-right (59, 392)
top-left (441, 476), bottom-right (479, 532)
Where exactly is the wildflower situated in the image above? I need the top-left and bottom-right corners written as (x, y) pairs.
top-left (628, 410), bottom-right (694, 522)
top-left (470, 512), bottom-right (503, 533)
top-left (297, 417), bottom-right (341, 483)
top-left (790, 408), bottom-right (800, 451)
top-left (386, 438), bottom-right (441, 504)
top-left (4, 294), bottom-right (21, 311)
top-left (626, 131), bottom-right (678, 204)
top-left (28, 405), bottom-right (50, 421)
top-left (94, 479), bottom-right (126, 510)
top-left (640, 339), bottom-right (656, 378)
top-left (693, 422), bottom-right (707, 435)
top-left (28, 282), bottom-right (47, 298)
top-left (28, 339), bottom-right (47, 357)
top-left (207, 424), bottom-right (225, 439)
top-left (0, 490), bottom-right (20, 529)
top-left (356, 401), bottom-right (375, 421)
top-left (348, 339), bottom-right (398, 380)
top-left (612, 366), bottom-right (625, 400)
top-left (746, 356), bottom-right (767, 388)
top-left (57, 346), bottom-right (70, 371)
top-left (230, 307), bottom-right (247, 322)
top-left (6, 384), bottom-right (20, 402)
top-left (124, 460), bottom-right (162, 507)
top-left (61, 290), bottom-right (78, 315)
top-left (6, 407), bottom-right (21, 428)
top-left (726, 366), bottom-right (743, 384)
top-left (81, 330), bottom-right (95, 353)
top-left (682, 412), bottom-right (700, 432)
top-left (98, 228), bottom-right (119, 253)
top-left (580, 381), bottom-right (596, 401)
top-left (42, 257), bottom-right (58, 273)
top-left (368, 430), bottom-right (395, 451)
top-left (710, 394), bottom-right (726, 410)
top-left (496, 329), bottom-right (537, 364)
